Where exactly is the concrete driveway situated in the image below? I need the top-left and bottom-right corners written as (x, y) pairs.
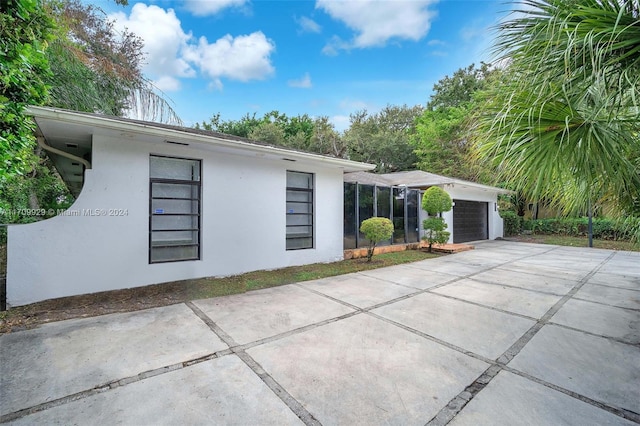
top-left (1, 241), bottom-right (638, 425)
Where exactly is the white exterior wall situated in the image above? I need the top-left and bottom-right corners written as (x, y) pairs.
top-left (7, 135), bottom-right (345, 306)
top-left (417, 185), bottom-right (503, 244)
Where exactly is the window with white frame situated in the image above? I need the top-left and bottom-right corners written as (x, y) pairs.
top-left (286, 171), bottom-right (314, 250)
top-left (149, 155), bottom-right (201, 263)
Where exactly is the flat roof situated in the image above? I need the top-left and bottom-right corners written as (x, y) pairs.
top-left (28, 107), bottom-right (375, 195)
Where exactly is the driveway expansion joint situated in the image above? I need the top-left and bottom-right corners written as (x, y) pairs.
top-left (185, 301), bottom-right (321, 426)
top-left (427, 250), bottom-right (632, 425)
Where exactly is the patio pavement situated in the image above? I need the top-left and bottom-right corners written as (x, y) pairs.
top-left (1, 241), bottom-right (638, 425)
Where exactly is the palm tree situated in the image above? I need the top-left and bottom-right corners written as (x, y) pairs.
top-left (475, 0), bottom-right (640, 244)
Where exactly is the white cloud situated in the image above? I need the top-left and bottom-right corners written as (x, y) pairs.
top-left (316, 0), bottom-right (436, 53)
top-left (110, 4), bottom-right (194, 91)
top-left (288, 73), bottom-right (312, 88)
top-left (153, 76), bottom-right (182, 92)
top-left (110, 5), bottom-right (276, 92)
top-left (427, 39), bottom-right (446, 46)
top-left (296, 16), bottom-right (322, 33)
top-left (186, 32), bottom-right (275, 86)
top-left (184, 0), bottom-right (248, 16)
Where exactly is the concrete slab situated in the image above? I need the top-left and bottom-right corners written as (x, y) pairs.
top-left (500, 261), bottom-right (588, 281)
top-left (373, 293), bottom-right (535, 360)
top-left (357, 265), bottom-right (457, 290)
top-left (433, 279), bottom-right (563, 318)
top-left (193, 285), bottom-right (354, 345)
top-left (247, 314), bottom-right (488, 425)
top-left (450, 370), bottom-right (635, 426)
top-left (472, 268), bottom-right (577, 295)
top-left (517, 255), bottom-right (603, 271)
top-left (599, 258), bottom-right (640, 277)
top-left (509, 325), bottom-right (640, 413)
top-left (550, 299), bottom-right (640, 344)
top-left (408, 259), bottom-right (491, 277)
top-left (588, 272), bottom-right (640, 290)
top-left (574, 284), bottom-right (640, 310)
top-left (0, 304), bottom-right (225, 416)
top-left (9, 355), bottom-right (302, 425)
top-left (298, 273), bottom-right (417, 308)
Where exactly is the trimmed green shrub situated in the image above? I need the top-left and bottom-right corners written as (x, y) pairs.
top-left (360, 217), bottom-right (394, 262)
top-left (422, 186), bottom-right (453, 215)
top-left (421, 187), bottom-right (453, 252)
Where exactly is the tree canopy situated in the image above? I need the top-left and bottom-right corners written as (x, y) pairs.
top-left (344, 105), bottom-right (423, 172)
top-left (412, 63), bottom-right (497, 182)
top-left (474, 0), bottom-right (640, 218)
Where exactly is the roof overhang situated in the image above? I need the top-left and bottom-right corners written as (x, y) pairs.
top-left (28, 107), bottom-right (375, 195)
top-left (344, 171), bottom-right (514, 195)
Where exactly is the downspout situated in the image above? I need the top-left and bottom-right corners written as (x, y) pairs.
top-left (37, 136), bottom-right (92, 170)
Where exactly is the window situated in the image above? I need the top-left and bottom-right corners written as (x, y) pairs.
top-left (149, 155), bottom-right (201, 263)
top-left (286, 171), bottom-right (314, 250)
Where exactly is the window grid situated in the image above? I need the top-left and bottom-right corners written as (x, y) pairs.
top-left (149, 155), bottom-right (201, 263)
top-left (286, 171), bottom-right (314, 250)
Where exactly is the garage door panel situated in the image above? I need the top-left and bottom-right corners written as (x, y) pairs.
top-left (453, 200), bottom-right (488, 243)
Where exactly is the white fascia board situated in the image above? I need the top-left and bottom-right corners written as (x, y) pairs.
top-left (28, 106), bottom-right (375, 172)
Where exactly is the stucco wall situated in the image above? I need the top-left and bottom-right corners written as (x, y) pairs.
top-left (417, 185), bottom-right (504, 243)
top-left (7, 134), bottom-right (344, 306)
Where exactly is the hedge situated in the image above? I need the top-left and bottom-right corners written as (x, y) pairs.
top-left (522, 218), bottom-right (632, 240)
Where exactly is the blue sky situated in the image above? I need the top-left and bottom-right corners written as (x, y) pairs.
top-left (102, 0), bottom-right (510, 130)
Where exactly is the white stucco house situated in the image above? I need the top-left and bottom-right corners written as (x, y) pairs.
top-left (6, 107), bottom-right (374, 307)
top-left (343, 171), bottom-right (511, 246)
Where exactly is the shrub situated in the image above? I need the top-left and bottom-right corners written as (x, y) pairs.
top-left (422, 217), bottom-right (450, 251)
top-left (360, 217), bottom-right (394, 262)
top-left (422, 186), bottom-right (453, 215)
top-left (500, 210), bottom-right (522, 236)
top-left (421, 187), bottom-right (453, 252)
top-left (522, 217), bottom-right (633, 240)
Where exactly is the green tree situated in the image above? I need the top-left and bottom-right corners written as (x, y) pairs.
top-left (421, 186), bottom-right (452, 252)
top-left (475, 0), bottom-right (640, 232)
top-left (46, 0), bottom-right (180, 123)
top-left (412, 64), bottom-right (497, 182)
top-left (197, 111), bottom-right (347, 157)
top-left (427, 63), bottom-right (493, 110)
top-left (359, 217), bottom-right (394, 262)
top-left (344, 105), bottom-right (423, 173)
top-left (0, 0), bottom-right (55, 179)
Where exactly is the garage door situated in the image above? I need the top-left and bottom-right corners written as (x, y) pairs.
top-left (453, 200), bottom-right (488, 243)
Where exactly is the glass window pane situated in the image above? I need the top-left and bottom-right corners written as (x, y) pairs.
top-left (286, 237), bottom-right (313, 250)
top-left (286, 190), bottom-right (312, 203)
top-left (357, 184), bottom-right (374, 247)
top-left (286, 171), bottom-right (314, 250)
top-left (393, 187), bottom-right (406, 243)
top-left (150, 156), bottom-right (200, 181)
top-left (151, 245), bottom-right (198, 262)
top-left (152, 182), bottom-right (199, 199)
top-left (287, 171), bottom-right (313, 189)
top-left (287, 214), bottom-right (312, 226)
top-left (151, 230), bottom-right (198, 244)
top-left (151, 215), bottom-right (198, 231)
top-left (406, 190), bottom-right (419, 243)
top-left (152, 199), bottom-right (198, 215)
top-left (286, 202), bottom-right (312, 214)
top-left (343, 183), bottom-right (356, 249)
top-left (150, 156), bottom-right (201, 263)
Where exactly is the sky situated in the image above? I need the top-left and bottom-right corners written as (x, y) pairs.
top-left (101, 0), bottom-right (512, 131)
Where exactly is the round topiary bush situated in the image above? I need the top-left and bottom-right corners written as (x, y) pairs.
top-left (422, 186), bottom-right (452, 216)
